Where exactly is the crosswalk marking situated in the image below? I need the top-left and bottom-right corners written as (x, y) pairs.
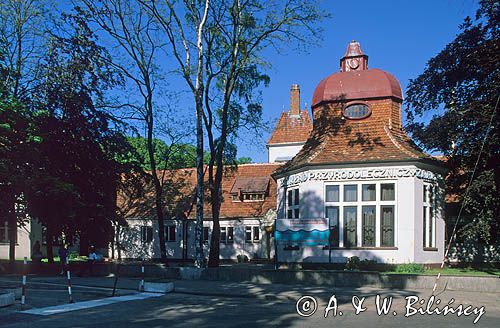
top-left (20, 293), bottom-right (163, 316)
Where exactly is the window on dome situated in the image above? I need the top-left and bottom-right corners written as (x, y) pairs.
top-left (343, 104), bottom-right (371, 119)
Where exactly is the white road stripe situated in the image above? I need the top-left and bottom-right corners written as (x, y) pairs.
top-left (19, 293), bottom-right (163, 316)
top-left (0, 278), bottom-right (134, 292)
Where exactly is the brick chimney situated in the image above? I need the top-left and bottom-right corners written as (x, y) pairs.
top-left (290, 84), bottom-right (300, 116)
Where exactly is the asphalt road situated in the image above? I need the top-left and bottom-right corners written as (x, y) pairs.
top-left (0, 275), bottom-right (498, 327)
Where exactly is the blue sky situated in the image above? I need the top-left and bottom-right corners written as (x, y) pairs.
top-left (239, 0), bottom-right (478, 163)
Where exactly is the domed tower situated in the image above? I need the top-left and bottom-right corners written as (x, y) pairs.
top-left (273, 41), bottom-right (446, 265)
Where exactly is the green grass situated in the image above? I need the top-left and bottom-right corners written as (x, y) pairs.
top-left (386, 266), bottom-right (500, 276)
top-left (423, 267), bottom-right (500, 276)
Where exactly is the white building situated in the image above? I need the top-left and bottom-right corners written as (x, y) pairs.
top-left (272, 41), bottom-right (447, 264)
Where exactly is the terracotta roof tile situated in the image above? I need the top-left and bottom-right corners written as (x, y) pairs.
top-left (267, 110), bottom-right (313, 145)
top-left (118, 163), bottom-right (283, 221)
top-left (274, 99), bottom-right (444, 176)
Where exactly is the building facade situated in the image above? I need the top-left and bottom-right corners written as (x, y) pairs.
top-left (273, 41), bottom-right (447, 264)
top-left (3, 41), bottom-right (449, 266)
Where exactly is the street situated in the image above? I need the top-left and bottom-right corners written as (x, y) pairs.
top-left (0, 275), bottom-right (498, 327)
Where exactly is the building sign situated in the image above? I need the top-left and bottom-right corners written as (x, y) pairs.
top-left (281, 167), bottom-right (439, 187)
top-left (276, 218), bottom-right (329, 246)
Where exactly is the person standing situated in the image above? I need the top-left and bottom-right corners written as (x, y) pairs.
top-left (58, 244), bottom-right (69, 275)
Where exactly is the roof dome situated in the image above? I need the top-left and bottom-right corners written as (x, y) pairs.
top-left (311, 41), bottom-right (403, 108)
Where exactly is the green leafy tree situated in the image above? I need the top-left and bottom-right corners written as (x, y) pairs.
top-left (0, 96), bottom-right (35, 263)
top-left (24, 9), bottom-right (132, 259)
top-left (405, 0), bottom-right (499, 255)
top-left (124, 137), bottom-right (211, 171)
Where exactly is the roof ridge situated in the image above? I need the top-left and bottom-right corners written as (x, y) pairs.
top-left (383, 125), bottom-right (419, 158)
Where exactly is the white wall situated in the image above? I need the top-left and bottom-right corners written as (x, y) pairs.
top-left (117, 218), bottom-right (273, 261)
top-left (0, 221), bottom-right (32, 260)
top-left (276, 164), bottom-right (445, 264)
top-left (268, 143), bottom-right (304, 163)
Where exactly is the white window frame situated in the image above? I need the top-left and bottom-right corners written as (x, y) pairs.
top-left (286, 188), bottom-right (300, 219)
top-left (140, 225), bottom-right (153, 243)
top-left (423, 183), bottom-right (436, 249)
top-left (165, 224), bottom-right (176, 242)
top-left (220, 226), bottom-right (234, 244)
top-left (203, 226), bottom-right (210, 244)
top-left (245, 225), bottom-right (260, 243)
top-left (324, 181), bottom-right (397, 248)
top-left (0, 221), bottom-right (9, 244)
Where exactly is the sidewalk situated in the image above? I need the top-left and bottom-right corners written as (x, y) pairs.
top-left (1, 274), bottom-right (498, 311)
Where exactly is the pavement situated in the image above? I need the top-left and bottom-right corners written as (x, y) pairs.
top-left (0, 273), bottom-right (498, 327)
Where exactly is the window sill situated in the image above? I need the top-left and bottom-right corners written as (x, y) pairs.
top-left (423, 247), bottom-right (438, 252)
top-left (323, 246), bottom-right (398, 250)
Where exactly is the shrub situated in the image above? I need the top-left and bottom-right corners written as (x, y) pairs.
top-left (359, 259), bottom-right (378, 270)
top-left (237, 254), bottom-right (249, 263)
top-left (346, 256), bottom-right (361, 270)
top-left (395, 263), bottom-right (425, 273)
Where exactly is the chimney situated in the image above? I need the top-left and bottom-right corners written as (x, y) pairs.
top-left (290, 84), bottom-right (300, 116)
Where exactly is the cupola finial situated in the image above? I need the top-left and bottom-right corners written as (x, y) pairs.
top-left (340, 40), bottom-right (369, 72)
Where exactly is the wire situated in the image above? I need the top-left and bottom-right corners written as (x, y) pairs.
top-left (432, 94), bottom-right (499, 295)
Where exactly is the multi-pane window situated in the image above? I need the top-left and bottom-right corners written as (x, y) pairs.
top-left (343, 206), bottom-right (357, 247)
top-left (324, 182), bottom-right (396, 248)
top-left (165, 225), bottom-right (176, 242)
top-left (233, 193), bottom-right (265, 202)
top-left (203, 227), bottom-right (210, 244)
top-left (344, 185), bottom-right (358, 202)
top-left (381, 206), bottom-right (395, 246)
top-left (423, 184), bottom-right (436, 248)
top-left (140, 226), bottom-right (153, 243)
top-left (326, 185), bottom-right (339, 202)
top-left (362, 206), bottom-right (376, 246)
top-left (287, 188), bottom-right (300, 219)
top-left (245, 226), bottom-right (260, 243)
top-left (362, 184), bottom-right (376, 201)
top-left (381, 184), bottom-right (395, 201)
top-left (220, 227), bottom-right (234, 244)
top-left (326, 206), bottom-right (339, 247)
top-left (0, 221), bottom-right (10, 243)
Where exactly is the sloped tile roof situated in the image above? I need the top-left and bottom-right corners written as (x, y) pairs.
top-left (267, 110), bottom-right (313, 145)
top-left (274, 100), bottom-right (445, 177)
top-left (118, 163), bottom-right (282, 221)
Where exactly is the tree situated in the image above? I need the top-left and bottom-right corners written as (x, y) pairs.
top-left (124, 137), bottom-right (211, 171)
top-left (24, 8), bottom-right (132, 259)
top-left (0, 0), bottom-right (50, 263)
top-left (405, 0), bottom-right (499, 255)
top-left (144, 0), bottom-right (327, 267)
top-left (76, 1), bottom-right (199, 260)
top-left (0, 96), bottom-right (34, 263)
top-left (0, 0), bottom-right (49, 101)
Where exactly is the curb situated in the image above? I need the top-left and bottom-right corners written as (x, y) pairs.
top-left (0, 292), bottom-right (15, 308)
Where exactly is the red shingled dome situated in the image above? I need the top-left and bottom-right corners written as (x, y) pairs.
top-left (311, 68), bottom-right (403, 108)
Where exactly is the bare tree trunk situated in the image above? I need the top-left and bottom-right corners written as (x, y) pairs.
top-left (194, 97), bottom-right (205, 267)
top-left (146, 109), bottom-right (167, 261)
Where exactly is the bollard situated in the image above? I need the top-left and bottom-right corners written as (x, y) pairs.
top-left (66, 257), bottom-right (74, 303)
top-left (139, 256), bottom-right (145, 292)
top-left (21, 257), bottom-right (27, 309)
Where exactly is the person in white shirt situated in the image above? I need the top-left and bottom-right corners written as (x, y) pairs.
top-left (79, 246), bottom-right (98, 276)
